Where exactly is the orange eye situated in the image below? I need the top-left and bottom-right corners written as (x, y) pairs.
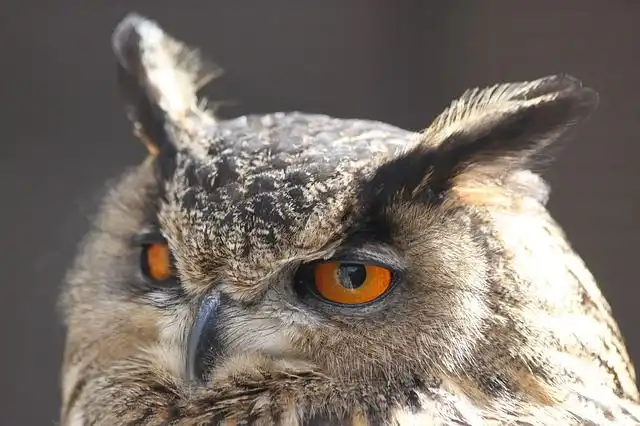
top-left (141, 242), bottom-right (174, 282)
top-left (311, 262), bottom-right (393, 305)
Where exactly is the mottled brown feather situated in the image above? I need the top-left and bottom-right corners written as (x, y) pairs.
top-left (59, 13), bottom-right (640, 426)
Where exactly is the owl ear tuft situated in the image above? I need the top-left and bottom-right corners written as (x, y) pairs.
top-left (422, 74), bottom-right (599, 193)
top-left (360, 75), bottom-right (597, 210)
top-left (112, 13), bottom-right (221, 155)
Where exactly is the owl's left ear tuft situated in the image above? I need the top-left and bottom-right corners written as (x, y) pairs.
top-left (112, 13), bottom-right (221, 155)
top-left (360, 75), bottom-right (597, 210)
top-left (422, 74), bottom-right (599, 193)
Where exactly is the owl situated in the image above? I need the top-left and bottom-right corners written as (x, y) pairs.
top-left (59, 13), bottom-right (640, 426)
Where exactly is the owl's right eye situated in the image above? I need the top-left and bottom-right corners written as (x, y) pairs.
top-left (140, 240), bottom-right (177, 285)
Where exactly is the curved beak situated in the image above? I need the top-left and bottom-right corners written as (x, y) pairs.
top-left (186, 293), bottom-right (222, 382)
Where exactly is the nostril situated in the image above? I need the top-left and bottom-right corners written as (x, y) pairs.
top-left (186, 293), bottom-right (222, 382)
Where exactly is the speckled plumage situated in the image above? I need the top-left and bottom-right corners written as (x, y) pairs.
top-left (160, 112), bottom-right (410, 298)
top-left (59, 13), bottom-right (640, 426)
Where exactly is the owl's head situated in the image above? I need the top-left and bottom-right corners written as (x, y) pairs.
top-left (60, 14), bottom-right (639, 425)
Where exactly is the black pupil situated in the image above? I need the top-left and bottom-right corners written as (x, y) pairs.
top-left (337, 263), bottom-right (367, 290)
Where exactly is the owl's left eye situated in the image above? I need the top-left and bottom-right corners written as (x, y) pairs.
top-left (295, 260), bottom-right (397, 306)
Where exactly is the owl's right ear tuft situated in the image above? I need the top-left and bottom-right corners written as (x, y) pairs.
top-left (112, 13), bottom-right (221, 155)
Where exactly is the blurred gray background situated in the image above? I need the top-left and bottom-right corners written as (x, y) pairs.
top-left (1, 1), bottom-right (639, 424)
